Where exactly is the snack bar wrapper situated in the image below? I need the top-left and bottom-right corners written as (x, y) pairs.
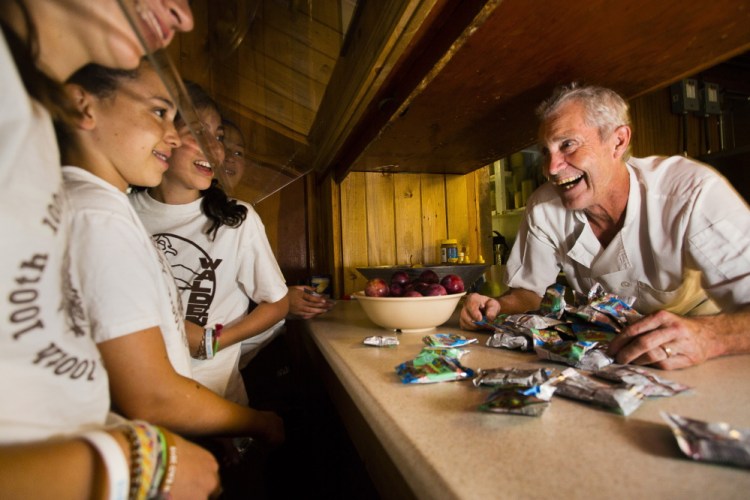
top-left (478, 382), bottom-right (557, 416)
top-left (593, 364), bottom-right (691, 397)
top-left (662, 412), bottom-right (750, 468)
top-left (423, 333), bottom-right (478, 348)
top-left (533, 336), bottom-right (614, 371)
top-left (554, 368), bottom-right (644, 416)
top-left (485, 324), bottom-right (533, 351)
top-left (473, 367), bottom-right (555, 388)
top-left (395, 347), bottom-right (474, 384)
top-left (364, 336), bottom-right (400, 347)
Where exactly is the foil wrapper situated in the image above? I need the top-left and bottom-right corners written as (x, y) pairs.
top-left (473, 367), bottom-right (554, 388)
top-left (478, 383), bottom-right (556, 416)
top-left (554, 368), bottom-right (644, 416)
top-left (662, 412), bottom-right (750, 468)
top-left (363, 336), bottom-right (399, 347)
top-left (395, 348), bottom-right (474, 384)
top-left (593, 364), bottom-right (691, 397)
top-left (423, 333), bottom-right (478, 348)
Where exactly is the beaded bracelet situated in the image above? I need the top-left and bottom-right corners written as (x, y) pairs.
top-left (121, 420), bottom-right (167, 500)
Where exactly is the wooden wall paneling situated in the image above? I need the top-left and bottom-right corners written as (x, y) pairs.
top-left (293, 0), bottom-right (342, 31)
top-left (262, 0), bottom-right (342, 59)
top-left (233, 42), bottom-right (325, 113)
top-left (254, 186), bottom-right (281, 254)
top-left (630, 89), bottom-right (721, 158)
top-left (214, 69), bottom-right (315, 136)
top-left (340, 173), bottom-right (369, 295)
top-left (309, 0), bottom-right (439, 174)
top-left (324, 174), bottom-right (344, 299)
top-left (475, 166), bottom-right (493, 266)
top-left (393, 175), bottom-right (424, 266)
top-left (463, 170), bottom-right (484, 264)
top-left (419, 174), bottom-right (448, 266)
top-left (254, 23), bottom-right (336, 86)
top-left (172, 0), bottom-right (211, 87)
top-left (365, 173), bottom-right (397, 266)
top-left (445, 174), bottom-right (470, 259)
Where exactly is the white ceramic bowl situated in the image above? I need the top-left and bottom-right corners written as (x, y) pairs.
top-left (353, 291), bottom-right (466, 333)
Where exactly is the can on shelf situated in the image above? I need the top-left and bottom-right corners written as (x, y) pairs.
top-left (441, 239), bottom-right (459, 264)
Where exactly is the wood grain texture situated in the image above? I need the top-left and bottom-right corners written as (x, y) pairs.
top-left (393, 175), bottom-right (424, 266)
top-left (340, 172), bottom-right (369, 294)
top-left (365, 173), bottom-right (397, 266)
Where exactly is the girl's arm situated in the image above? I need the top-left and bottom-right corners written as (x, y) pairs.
top-left (97, 327), bottom-right (285, 446)
top-left (0, 428), bottom-right (219, 500)
top-left (211, 295), bottom-right (289, 350)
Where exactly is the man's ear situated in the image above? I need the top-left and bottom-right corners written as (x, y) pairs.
top-left (612, 124), bottom-right (631, 159)
top-left (63, 84), bottom-right (97, 131)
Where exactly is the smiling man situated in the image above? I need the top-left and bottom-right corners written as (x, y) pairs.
top-left (460, 83), bottom-right (750, 369)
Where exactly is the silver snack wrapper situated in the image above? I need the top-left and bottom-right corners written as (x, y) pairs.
top-left (473, 367), bottom-right (554, 388)
top-left (534, 341), bottom-right (614, 370)
top-left (662, 412), bottom-right (750, 468)
top-left (364, 335), bottom-right (400, 347)
top-left (554, 368), bottom-right (644, 416)
top-left (593, 364), bottom-right (690, 397)
top-left (479, 384), bottom-right (554, 416)
top-left (486, 329), bottom-right (532, 351)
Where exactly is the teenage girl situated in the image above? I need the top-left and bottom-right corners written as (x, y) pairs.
top-left (131, 83), bottom-right (289, 406)
top-left (0, 1), bottom-right (220, 498)
top-left (59, 60), bottom-right (285, 446)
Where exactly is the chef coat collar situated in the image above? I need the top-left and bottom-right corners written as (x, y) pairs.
top-left (567, 163), bottom-right (638, 273)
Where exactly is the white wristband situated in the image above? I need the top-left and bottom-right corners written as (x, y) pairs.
top-left (80, 431), bottom-right (130, 500)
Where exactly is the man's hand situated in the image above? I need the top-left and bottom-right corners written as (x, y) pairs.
top-left (607, 310), bottom-right (717, 369)
top-left (288, 286), bottom-right (335, 320)
top-left (459, 293), bottom-right (502, 330)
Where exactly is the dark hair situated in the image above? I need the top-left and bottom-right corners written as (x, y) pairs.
top-left (67, 63), bottom-right (140, 98)
top-left (1, 2), bottom-right (79, 124)
top-left (180, 80), bottom-right (247, 240)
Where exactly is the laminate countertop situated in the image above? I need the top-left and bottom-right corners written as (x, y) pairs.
top-left (301, 300), bottom-right (750, 499)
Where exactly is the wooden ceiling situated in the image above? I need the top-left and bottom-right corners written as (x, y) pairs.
top-left (170, 0), bottom-right (750, 195)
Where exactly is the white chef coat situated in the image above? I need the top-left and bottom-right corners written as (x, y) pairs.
top-left (506, 156), bottom-right (750, 314)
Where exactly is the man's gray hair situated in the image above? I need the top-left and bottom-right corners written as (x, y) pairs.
top-left (536, 83), bottom-right (631, 140)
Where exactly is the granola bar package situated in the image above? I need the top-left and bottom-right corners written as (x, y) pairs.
top-left (662, 412), bottom-right (750, 468)
top-left (423, 333), bottom-right (478, 348)
top-left (478, 382), bottom-right (557, 416)
top-left (533, 337), bottom-right (613, 371)
top-left (364, 335), bottom-right (400, 347)
top-left (473, 367), bottom-right (555, 388)
top-left (540, 283), bottom-right (567, 318)
top-left (593, 364), bottom-right (690, 397)
top-left (554, 368), bottom-right (644, 416)
top-left (395, 348), bottom-right (474, 384)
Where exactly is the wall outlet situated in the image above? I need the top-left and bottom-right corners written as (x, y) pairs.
top-left (698, 82), bottom-right (721, 116)
top-left (671, 79), bottom-right (700, 114)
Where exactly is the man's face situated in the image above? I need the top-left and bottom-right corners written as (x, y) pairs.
top-left (538, 101), bottom-right (622, 211)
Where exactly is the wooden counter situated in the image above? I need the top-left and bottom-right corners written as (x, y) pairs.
top-left (300, 300), bottom-right (750, 500)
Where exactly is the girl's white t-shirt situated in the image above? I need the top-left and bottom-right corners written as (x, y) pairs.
top-left (131, 191), bottom-right (288, 404)
top-left (63, 168), bottom-right (192, 378)
top-left (0, 37), bottom-right (109, 442)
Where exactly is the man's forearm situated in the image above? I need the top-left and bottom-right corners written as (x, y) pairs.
top-left (695, 303), bottom-right (750, 358)
top-left (496, 288), bottom-right (543, 314)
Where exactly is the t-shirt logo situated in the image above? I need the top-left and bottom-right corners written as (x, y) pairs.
top-left (153, 234), bottom-right (222, 327)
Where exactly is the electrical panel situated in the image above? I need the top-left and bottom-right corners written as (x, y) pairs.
top-left (670, 79), bottom-right (700, 114)
top-left (698, 82), bottom-right (721, 115)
